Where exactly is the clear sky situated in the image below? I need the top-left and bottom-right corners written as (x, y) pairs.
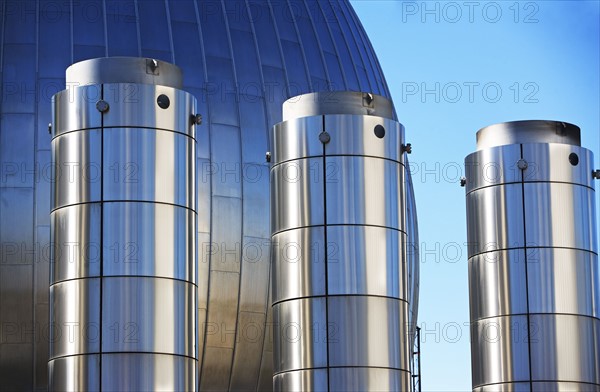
top-left (351, 1), bottom-right (600, 391)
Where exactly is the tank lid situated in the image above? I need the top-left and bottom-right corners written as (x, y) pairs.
top-left (476, 120), bottom-right (581, 150)
top-left (282, 91), bottom-right (394, 121)
top-left (66, 57), bottom-right (183, 88)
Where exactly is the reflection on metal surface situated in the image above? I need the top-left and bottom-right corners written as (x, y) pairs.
top-left (464, 120), bottom-right (600, 391)
top-left (49, 58), bottom-right (198, 389)
top-left (270, 91), bottom-right (417, 391)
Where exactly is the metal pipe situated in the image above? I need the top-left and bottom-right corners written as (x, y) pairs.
top-left (464, 120), bottom-right (600, 391)
top-left (269, 91), bottom-right (416, 391)
top-left (49, 57), bottom-right (198, 390)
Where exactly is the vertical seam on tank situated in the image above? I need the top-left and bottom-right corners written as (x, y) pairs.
top-left (163, 0), bottom-right (175, 64)
top-left (193, 1), bottom-right (213, 390)
top-left (519, 144), bottom-right (534, 390)
top-left (243, 3), bottom-right (274, 389)
top-left (266, 0), bottom-right (291, 95)
top-left (283, 0), bottom-right (313, 92)
top-left (335, 1), bottom-right (373, 94)
top-left (301, 0), bottom-right (332, 86)
top-left (342, 2), bottom-right (384, 95)
top-left (133, 0), bottom-right (141, 57)
top-left (326, 0), bottom-right (361, 91)
top-left (314, 1), bottom-right (348, 89)
top-left (322, 115), bottom-right (331, 391)
top-left (99, 84), bottom-right (104, 392)
top-left (218, 0), bottom-right (246, 389)
top-left (101, 0), bottom-right (108, 57)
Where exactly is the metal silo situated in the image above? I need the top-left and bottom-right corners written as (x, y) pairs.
top-left (270, 91), bottom-right (413, 391)
top-left (0, 1), bottom-right (416, 390)
top-left (464, 120), bottom-right (600, 391)
top-left (49, 57), bottom-right (198, 390)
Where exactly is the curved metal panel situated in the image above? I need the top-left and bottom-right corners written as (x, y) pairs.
top-left (273, 369), bottom-right (328, 392)
top-left (468, 250), bottom-right (527, 321)
top-left (51, 204), bottom-right (101, 283)
top-left (102, 128), bottom-right (195, 209)
top-left (49, 279), bottom-right (101, 358)
top-left (325, 156), bottom-right (404, 230)
top-left (521, 143), bottom-right (594, 188)
top-left (327, 296), bottom-right (409, 370)
top-left (48, 355), bottom-right (100, 392)
top-left (51, 130), bottom-right (102, 209)
top-left (527, 249), bottom-right (599, 317)
top-left (524, 183), bottom-right (597, 252)
top-left (270, 158), bottom-right (324, 233)
top-left (329, 367), bottom-right (411, 392)
top-left (324, 115), bottom-right (404, 163)
top-left (102, 202), bottom-right (195, 283)
top-left (529, 314), bottom-right (600, 384)
top-left (271, 116), bottom-right (323, 165)
top-left (532, 382), bottom-right (600, 392)
top-left (272, 227), bottom-right (326, 304)
top-left (327, 226), bottom-right (407, 299)
top-left (473, 382), bottom-right (532, 392)
top-left (101, 353), bottom-right (196, 391)
top-left (464, 144), bottom-right (522, 193)
top-left (273, 298), bottom-right (327, 373)
top-left (52, 87), bottom-right (102, 136)
top-left (101, 277), bottom-right (196, 357)
top-left (466, 184), bottom-right (525, 257)
top-left (470, 315), bottom-right (530, 387)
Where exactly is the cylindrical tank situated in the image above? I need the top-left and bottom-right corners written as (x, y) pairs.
top-left (464, 120), bottom-right (600, 391)
top-left (49, 57), bottom-right (198, 390)
top-left (270, 91), bottom-right (412, 391)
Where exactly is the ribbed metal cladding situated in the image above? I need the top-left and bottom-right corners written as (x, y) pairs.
top-left (464, 120), bottom-right (600, 391)
top-left (270, 91), bottom-right (412, 391)
top-left (49, 57), bottom-right (198, 390)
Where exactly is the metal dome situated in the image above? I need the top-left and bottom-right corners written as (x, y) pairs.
top-left (0, 1), bottom-right (416, 390)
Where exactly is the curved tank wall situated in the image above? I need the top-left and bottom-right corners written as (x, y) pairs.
top-left (0, 1), bottom-right (418, 390)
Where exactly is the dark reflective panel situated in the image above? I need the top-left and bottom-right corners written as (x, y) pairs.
top-left (102, 202), bottom-right (195, 283)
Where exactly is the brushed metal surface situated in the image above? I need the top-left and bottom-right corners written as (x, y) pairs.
top-left (52, 86), bottom-right (102, 136)
top-left (273, 369), bottom-right (328, 392)
top-left (272, 227), bottom-right (326, 304)
top-left (476, 120), bottom-right (581, 150)
top-left (271, 116), bottom-right (323, 165)
top-left (329, 367), bottom-right (411, 392)
top-left (273, 298), bottom-right (328, 373)
top-left (327, 296), bottom-right (409, 370)
top-left (325, 156), bottom-right (404, 229)
top-left (51, 130), bottom-right (102, 209)
top-left (51, 204), bottom-right (101, 283)
top-left (327, 226), bottom-right (407, 299)
top-left (521, 143), bottom-right (594, 187)
top-left (102, 128), bottom-right (195, 209)
top-left (48, 355), bottom-right (100, 392)
top-left (464, 144), bottom-right (522, 194)
top-left (523, 182), bottom-right (597, 252)
top-left (466, 184), bottom-right (525, 257)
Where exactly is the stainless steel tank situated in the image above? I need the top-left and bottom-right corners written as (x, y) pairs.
top-left (464, 120), bottom-right (600, 391)
top-left (270, 91), bottom-right (413, 391)
top-left (49, 57), bottom-right (198, 390)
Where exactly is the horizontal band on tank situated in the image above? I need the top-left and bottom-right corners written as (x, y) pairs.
top-left (465, 180), bottom-right (595, 196)
top-left (271, 223), bottom-right (407, 237)
top-left (49, 275), bottom-right (198, 289)
top-left (49, 351), bottom-right (198, 362)
top-left (472, 312), bottom-right (600, 323)
top-left (468, 246), bottom-right (598, 260)
top-left (272, 293), bottom-right (409, 307)
top-left (474, 380), bottom-right (600, 389)
top-left (51, 125), bottom-right (198, 142)
top-left (51, 200), bottom-right (198, 215)
top-left (269, 153), bottom-right (407, 170)
top-left (273, 365), bottom-right (412, 377)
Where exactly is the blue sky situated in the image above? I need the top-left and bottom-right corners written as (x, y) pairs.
top-left (351, 1), bottom-right (600, 391)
